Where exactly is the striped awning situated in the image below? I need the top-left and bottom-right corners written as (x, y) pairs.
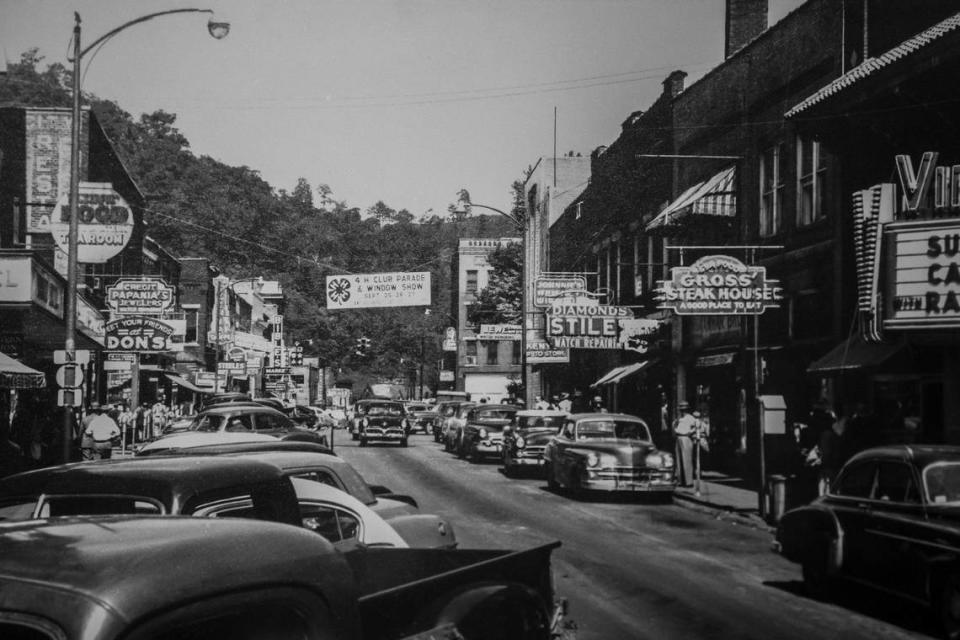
top-left (0, 352), bottom-right (46, 389)
top-left (646, 166), bottom-right (737, 230)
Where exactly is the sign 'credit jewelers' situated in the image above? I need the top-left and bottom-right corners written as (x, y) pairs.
top-left (657, 255), bottom-right (783, 315)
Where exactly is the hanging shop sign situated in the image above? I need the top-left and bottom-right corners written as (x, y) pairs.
top-left (48, 183), bottom-right (134, 263)
top-left (103, 352), bottom-right (135, 371)
top-left (325, 272), bottom-right (431, 309)
top-left (24, 110), bottom-right (74, 234)
top-left (106, 278), bottom-right (175, 315)
top-left (657, 255), bottom-right (783, 315)
top-left (105, 316), bottom-right (175, 352)
top-left (477, 324), bottom-right (521, 340)
top-left (534, 274), bottom-right (587, 307)
top-left (618, 318), bottom-right (663, 354)
top-left (525, 340), bottom-right (570, 363)
top-left (884, 219), bottom-right (960, 329)
top-left (442, 327), bottom-right (457, 352)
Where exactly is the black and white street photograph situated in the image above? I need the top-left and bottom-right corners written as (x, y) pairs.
top-left (1, 1), bottom-right (960, 638)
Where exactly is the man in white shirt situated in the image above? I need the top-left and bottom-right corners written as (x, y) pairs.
top-left (84, 405), bottom-right (120, 460)
top-left (557, 392), bottom-right (572, 414)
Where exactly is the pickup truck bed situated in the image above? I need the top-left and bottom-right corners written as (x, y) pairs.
top-left (346, 542), bottom-right (562, 640)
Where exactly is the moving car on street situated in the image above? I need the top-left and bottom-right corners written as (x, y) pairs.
top-left (442, 402), bottom-right (476, 453)
top-left (543, 413), bottom-right (676, 496)
top-left (775, 444), bottom-right (960, 636)
top-left (502, 409), bottom-right (568, 476)
top-left (459, 404), bottom-right (519, 463)
top-left (353, 399), bottom-right (411, 447)
top-left (163, 403), bottom-right (328, 446)
top-left (0, 516), bottom-right (570, 640)
top-left (405, 402), bottom-right (437, 434)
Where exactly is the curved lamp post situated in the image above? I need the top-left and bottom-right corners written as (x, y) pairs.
top-left (63, 9), bottom-right (228, 462)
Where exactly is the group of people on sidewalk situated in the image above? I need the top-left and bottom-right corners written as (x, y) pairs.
top-left (795, 399), bottom-right (879, 499)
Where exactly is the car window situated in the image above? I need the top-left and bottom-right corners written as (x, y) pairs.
top-left (300, 503), bottom-right (361, 543)
top-left (832, 461), bottom-right (877, 498)
top-left (561, 421), bottom-right (575, 439)
top-left (192, 414), bottom-right (224, 433)
top-left (0, 498), bottom-right (39, 522)
top-left (255, 412), bottom-right (291, 432)
top-left (875, 461), bottom-right (920, 503)
top-left (924, 461), bottom-right (960, 504)
top-left (290, 470), bottom-right (340, 490)
top-left (367, 404), bottom-right (402, 416)
top-left (225, 415), bottom-right (253, 432)
top-left (40, 495), bottom-right (164, 517)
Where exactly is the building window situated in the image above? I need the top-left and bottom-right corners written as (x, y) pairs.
top-left (760, 144), bottom-right (784, 237)
top-left (797, 136), bottom-right (827, 226)
top-left (575, 202), bottom-right (583, 220)
top-left (512, 340), bottom-right (521, 365)
top-left (183, 306), bottom-right (200, 344)
top-left (466, 340), bottom-right (477, 357)
top-left (484, 341), bottom-right (498, 365)
top-left (466, 270), bottom-right (478, 295)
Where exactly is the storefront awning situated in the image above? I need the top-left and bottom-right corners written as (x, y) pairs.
top-left (165, 373), bottom-right (213, 395)
top-left (807, 334), bottom-right (908, 374)
top-left (0, 352), bottom-right (46, 389)
top-left (646, 165), bottom-right (737, 230)
top-left (591, 360), bottom-right (656, 387)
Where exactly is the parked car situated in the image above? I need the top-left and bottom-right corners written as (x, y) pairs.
top-left (775, 444), bottom-right (960, 635)
top-left (459, 404), bottom-right (520, 462)
top-left (352, 399), bottom-right (411, 446)
top-left (432, 400), bottom-right (464, 442)
top-left (502, 409), bottom-right (568, 476)
top-left (405, 402), bottom-right (437, 434)
top-left (543, 413), bottom-right (676, 496)
top-left (167, 403), bottom-right (328, 446)
top-left (0, 456), bottom-right (450, 550)
top-left (284, 403), bottom-right (320, 429)
top-left (0, 516), bottom-right (569, 640)
top-left (442, 402), bottom-right (476, 453)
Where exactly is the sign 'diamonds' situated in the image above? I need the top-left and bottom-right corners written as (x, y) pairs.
top-left (326, 272), bottom-right (431, 309)
top-left (657, 255), bottom-right (783, 315)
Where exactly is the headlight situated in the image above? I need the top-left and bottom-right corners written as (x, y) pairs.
top-left (586, 452), bottom-right (600, 467)
top-left (645, 452), bottom-right (673, 468)
top-left (515, 436), bottom-right (526, 449)
top-left (479, 427), bottom-right (488, 439)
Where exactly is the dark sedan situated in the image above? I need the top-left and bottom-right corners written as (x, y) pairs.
top-left (459, 404), bottom-right (519, 463)
top-left (775, 445), bottom-right (960, 636)
top-left (502, 409), bottom-right (568, 476)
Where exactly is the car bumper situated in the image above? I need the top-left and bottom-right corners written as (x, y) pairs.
top-left (583, 468), bottom-right (677, 492)
top-left (504, 448), bottom-right (546, 466)
top-left (472, 440), bottom-right (502, 457)
top-left (362, 428), bottom-right (406, 441)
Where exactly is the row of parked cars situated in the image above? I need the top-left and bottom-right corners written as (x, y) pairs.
top-left (431, 400), bottom-right (677, 496)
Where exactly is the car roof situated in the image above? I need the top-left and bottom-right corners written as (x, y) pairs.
top-left (198, 404), bottom-right (288, 417)
top-left (847, 444), bottom-right (960, 468)
top-left (137, 439), bottom-right (335, 458)
top-left (570, 412), bottom-right (648, 423)
top-left (0, 516), bottom-right (344, 636)
top-left (516, 410), bottom-right (567, 417)
top-left (0, 457), bottom-right (287, 508)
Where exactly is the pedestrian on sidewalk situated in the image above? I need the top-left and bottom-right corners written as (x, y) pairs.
top-left (673, 401), bottom-right (704, 487)
top-left (557, 392), bottom-right (572, 414)
top-left (83, 404), bottom-right (120, 460)
top-left (817, 411), bottom-right (847, 496)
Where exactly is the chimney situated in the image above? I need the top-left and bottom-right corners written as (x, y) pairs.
top-left (662, 70), bottom-right (687, 99)
top-left (725, 0), bottom-right (768, 58)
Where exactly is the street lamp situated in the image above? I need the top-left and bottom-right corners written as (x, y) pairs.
top-left (62, 9), bottom-right (228, 460)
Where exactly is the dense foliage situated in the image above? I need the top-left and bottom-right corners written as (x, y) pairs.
top-left (1, 50), bottom-right (522, 392)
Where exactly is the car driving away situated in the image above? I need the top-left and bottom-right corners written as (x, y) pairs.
top-left (354, 399), bottom-right (411, 447)
top-left (543, 413), bottom-right (677, 498)
top-left (459, 404), bottom-right (519, 463)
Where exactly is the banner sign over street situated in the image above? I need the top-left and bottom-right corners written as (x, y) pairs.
top-left (477, 324), bottom-right (521, 340)
top-left (534, 274), bottom-right (587, 307)
top-left (105, 316), bottom-right (175, 352)
top-left (106, 278), bottom-right (175, 315)
top-left (326, 272), bottom-right (431, 309)
top-left (657, 255), bottom-right (783, 315)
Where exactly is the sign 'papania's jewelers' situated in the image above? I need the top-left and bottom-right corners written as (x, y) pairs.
top-left (657, 255), bottom-right (783, 315)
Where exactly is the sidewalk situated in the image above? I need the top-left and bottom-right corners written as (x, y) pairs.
top-left (672, 470), bottom-right (775, 532)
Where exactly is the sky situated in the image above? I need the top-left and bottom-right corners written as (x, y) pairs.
top-left (1, 0), bottom-right (803, 219)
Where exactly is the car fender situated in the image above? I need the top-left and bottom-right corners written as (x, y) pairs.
top-left (411, 582), bottom-right (550, 639)
top-left (776, 504), bottom-right (844, 572)
top-left (383, 514), bottom-right (457, 549)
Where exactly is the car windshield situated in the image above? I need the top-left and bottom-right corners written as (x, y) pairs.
top-left (923, 461), bottom-right (960, 504)
top-left (366, 404), bottom-right (403, 416)
top-left (475, 409), bottom-right (516, 421)
top-left (576, 419), bottom-right (651, 441)
top-left (518, 415), bottom-right (563, 430)
top-left (191, 414), bottom-right (225, 433)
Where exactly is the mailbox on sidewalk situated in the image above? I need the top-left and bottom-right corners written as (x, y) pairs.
top-left (757, 395), bottom-right (786, 434)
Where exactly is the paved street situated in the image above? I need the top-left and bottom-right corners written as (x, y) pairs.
top-left (334, 431), bottom-right (935, 640)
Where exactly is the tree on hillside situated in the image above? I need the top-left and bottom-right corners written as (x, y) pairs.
top-left (467, 242), bottom-right (523, 326)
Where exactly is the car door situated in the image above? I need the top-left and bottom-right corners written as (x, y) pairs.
top-left (554, 421), bottom-right (578, 484)
top-left (826, 458), bottom-right (878, 580)
top-left (863, 460), bottom-right (927, 597)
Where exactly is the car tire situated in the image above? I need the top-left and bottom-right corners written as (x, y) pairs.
top-left (352, 432), bottom-right (359, 441)
top-left (359, 437), bottom-right (368, 447)
top-left (545, 462), bottom-right (559, 491)
top-left (939, 573), bottom-right (960, 639)
top-left (400, 438), bottom-right (409, 447)
top-left (468, 446), bottom-right (480, 464)
top-left (801, 543), bottom-right (833, 601)
top-left (456, 439), bottom-right (466, 459)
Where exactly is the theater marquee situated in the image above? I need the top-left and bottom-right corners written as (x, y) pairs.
top-left (885, 219), bottom-right (960, 329)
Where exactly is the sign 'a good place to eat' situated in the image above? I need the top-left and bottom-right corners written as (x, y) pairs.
top-left (326, 272), bottom-right (431, 309)
top-left (657, 255), bottom-right (783, 315)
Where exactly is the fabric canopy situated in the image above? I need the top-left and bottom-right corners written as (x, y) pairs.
top-left (591, 360), bottom-right (656, 387)
top-left (646, 165), bottom-right (737, 230)
top-left (0, 352), bottom-right (46, 390)
top-left (165, 373), bottom-right (213, 394)
top-left (807, 334), bottom-right (908, 374)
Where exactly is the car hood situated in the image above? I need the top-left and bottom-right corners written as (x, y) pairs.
top-left (559, 440), bottom-right (659, 463)
top-left (514, 428), bottom-right (557, 444)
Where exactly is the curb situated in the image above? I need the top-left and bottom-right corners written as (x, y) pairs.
top-left (672, 491), bottom-right (776, 533)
